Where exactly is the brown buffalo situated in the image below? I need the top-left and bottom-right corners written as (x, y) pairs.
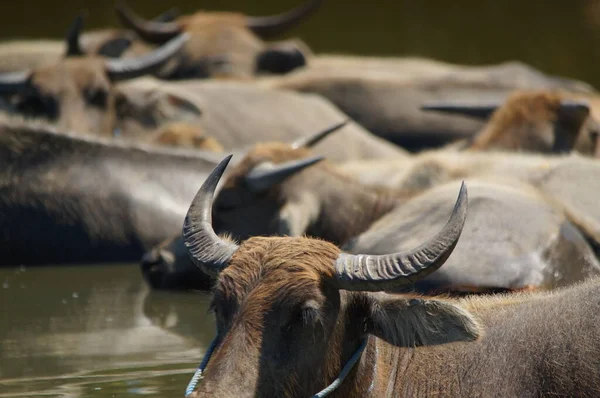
top-left (115, 1), bottom-right (322, 79)
top-left (260, 55), bottom-right (596, 150)
top-left (183, 156), bottom-right (600, 397)
top-left (422, 90), bottom-right (600, 155)
top-left (0, 34), bottom-right (189, 136)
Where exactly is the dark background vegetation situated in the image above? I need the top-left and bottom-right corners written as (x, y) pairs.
top-left (2, 0), bottom-right (600, 86)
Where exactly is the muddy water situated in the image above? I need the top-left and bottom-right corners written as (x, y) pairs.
top-left (0, 265), bottom-right (214, 397)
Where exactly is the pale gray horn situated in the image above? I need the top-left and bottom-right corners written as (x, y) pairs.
top-left (0, 71), bottom-right (30, 94)
top-left (115, 1), bottom-right (181, 44)
top-left (183, 155), bottom-right (239, 277)
top-left (421, 102), bottom-right (500, 120)
top-left (245, 156), bottom-right (324, 193)
top-left (105, 33), bottom-right (189, 81)
top-left (65, 11), bottom-right (87, 56)
top-left (334, 182), bottom-right (468, 292)
top-left (247, 0), bottom-right (324, 38)
top-left (291, 120), bottom-right (349, 149)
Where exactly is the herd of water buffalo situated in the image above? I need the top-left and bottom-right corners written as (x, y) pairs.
top-left (3, 0), bottom-right (600, 396)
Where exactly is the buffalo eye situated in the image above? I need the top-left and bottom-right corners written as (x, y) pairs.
top-left (282, 300), bottom-right (321, 333)
top-left (85, 87), bottom-right (109, 109)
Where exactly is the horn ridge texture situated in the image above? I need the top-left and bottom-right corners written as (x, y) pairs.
top-left (183, 155), bottom-right (239, 276)
top-left (334, 182), bottom-right (468, 291)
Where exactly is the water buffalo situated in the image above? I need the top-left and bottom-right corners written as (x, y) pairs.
top-left (0, 116), bottom-right (222, 267)
top-left (183, 156), bottom-right (600, 397)
top-left (115, 1), bottom-right (322, 79)
top-left (260, 55), bottom-right (596, 150)
top-left (0, 8), bottom-right (180, 74)
top-left (0, 34), bottom-right (189, 136)
top-left (116, 77), bottom-right (406, 161)
top-left (422, 90), bottom-right (600, 155)
top-left (143, 141), bottom-right (599, 292)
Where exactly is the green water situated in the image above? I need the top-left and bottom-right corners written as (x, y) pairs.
top-left (0, 265), bottom-right (215, 397)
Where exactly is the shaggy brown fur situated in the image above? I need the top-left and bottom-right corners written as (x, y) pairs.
top-left (469, 90), bottom-right (596, 154)
top-left (191, 233), bottom-right (600, 397)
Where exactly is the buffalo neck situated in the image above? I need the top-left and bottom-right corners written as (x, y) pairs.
top-left (305, 167), bottom-right (405, 246)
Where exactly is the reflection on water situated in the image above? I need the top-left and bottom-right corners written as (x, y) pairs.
top-left (0, 265), bottom-right (215, 397)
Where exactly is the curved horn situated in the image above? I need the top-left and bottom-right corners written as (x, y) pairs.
top-left (420, 102), bottom-right (500, 120)
top-left (0, 71), bottom-right (30, 94)
top-left (115, 1), bottom-right (181, 44)
top-left (291, 120), bottom-right (349, 149)
top-left (65, 11), bottom-right (87, 56)
top-left (245, 156), bottom-right (324, 193)
top-left (105, 33), bottom-right (189, 81)
top-left (334, 182), bottom-right (468, 292)
top-left (247, 0), bottom-right (324, 38)
top-left (183, 155), bottom-right (239, 277)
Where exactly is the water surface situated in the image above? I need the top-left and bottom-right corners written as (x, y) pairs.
top-left (0, 265), bottom-right (214, 397)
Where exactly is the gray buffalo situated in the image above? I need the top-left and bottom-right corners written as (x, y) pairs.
top-left (0, 116), bottom-right (220, 274)
top-left (260, 55), bottom-right (596, 150)
top-left (116, 77), bottom-right (406, 161)
top-left (183, 156), bottom-right (600, 398)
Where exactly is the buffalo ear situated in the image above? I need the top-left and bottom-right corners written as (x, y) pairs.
top-left (256, 39), bottom-right (311, 75)
top-left (364, 293), bottom-right (481, 347)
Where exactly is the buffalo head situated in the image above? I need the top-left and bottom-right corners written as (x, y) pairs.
top-left (115, 1), bottom-right (323, 78)
top-left (0, 34), bottom-right (189, 136)
top-left (182, 155), bottom-right (478, 397)
top-left (422, 90), bottom-right (597, 154)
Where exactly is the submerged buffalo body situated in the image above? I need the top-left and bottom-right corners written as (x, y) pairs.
top-left (0, 117), bottom-right (219, 271)
top-left (117, 77), bottom-right (406, 161)
top-left (261, 56), bottom-right (596, 150)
